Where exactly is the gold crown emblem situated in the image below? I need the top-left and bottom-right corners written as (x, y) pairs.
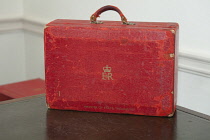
top-left (103, 65), bottom-right (111, 72)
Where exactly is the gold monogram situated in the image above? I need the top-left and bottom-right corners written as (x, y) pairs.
top-left (102, 65), bottom-right (113, 80)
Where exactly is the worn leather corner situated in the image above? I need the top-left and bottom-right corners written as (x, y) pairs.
top-left (44, 25), bottom-right (49, 29)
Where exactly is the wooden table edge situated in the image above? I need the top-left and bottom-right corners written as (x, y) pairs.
top-left (0, 94), bottom-right (209, 121)
top-left (177, 106), bottom-right (210, 121)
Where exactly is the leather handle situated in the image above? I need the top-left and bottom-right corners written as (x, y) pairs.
top-left (90, 5), bottom-right (135, 25)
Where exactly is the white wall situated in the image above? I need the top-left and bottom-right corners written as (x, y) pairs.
top-left (0, 0), bottom-right (210, 115)
top-left (178, 71), bottom-right (210, 115)
top-left (0, 0), bottom-right (25, 84)
top-left (0, 0), bottom-right (23, 17)
top-left (0, 31), bottom-right (25, 85)
top-left (24, 31), bottom-right (44, 79)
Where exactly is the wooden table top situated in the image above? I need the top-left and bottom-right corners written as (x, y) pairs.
top-left (0, 94), bottom-right (210, 140)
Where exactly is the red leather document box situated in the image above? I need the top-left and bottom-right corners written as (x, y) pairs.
top-left (45, 5), bottom-right (179, 117)
top-left (0, 78), bottom-right (45, 101)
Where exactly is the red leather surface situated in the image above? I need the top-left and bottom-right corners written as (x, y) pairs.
top-left (0, 93), bottom-right (12, 101)
top-left (0, 79), bottom-right (45, 99)
top-left (45, 19), bottom-right (179, 116)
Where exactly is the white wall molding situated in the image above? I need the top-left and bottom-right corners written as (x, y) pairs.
top-left (0, 16), bottom-right (23, 33)
top-left (23, 17), bottom-right (46, 35)
top-left (0, 16), bottom-right (45, 34)
top-left (1, 16), bottom-right (210, 78)
top-left (179, 52), bottom-right (210, 78)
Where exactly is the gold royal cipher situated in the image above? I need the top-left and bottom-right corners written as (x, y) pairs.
top-left (102, 65), bottom-right (113, 80)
